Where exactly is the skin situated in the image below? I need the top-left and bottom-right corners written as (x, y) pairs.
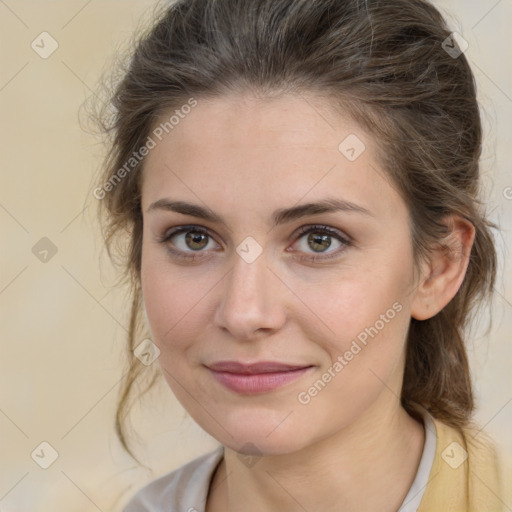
top-left (139, 92), bottom-right (475, 512)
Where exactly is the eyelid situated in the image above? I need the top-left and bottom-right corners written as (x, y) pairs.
top-left (158, 225), bottom-right (220, 250)
top-left (158, 223), bottom-right (352, 261)
top-left (287, 224), bottom-right (352, 260)
top-left (292, 224), bottom-right (351, 243)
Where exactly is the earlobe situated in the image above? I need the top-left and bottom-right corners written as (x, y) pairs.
top-left (411, 216), bottom-right (476, 321)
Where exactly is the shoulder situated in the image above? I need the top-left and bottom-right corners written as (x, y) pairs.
top-left (433, 416), bottom-right (502, 482)
top-left (419, 413), bottom-right (511, 511)
top-left (456, 420), bottom-right (512, 509)
top-left (123, 446), bottom-right (224, 512)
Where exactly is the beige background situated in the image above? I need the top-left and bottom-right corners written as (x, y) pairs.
top-left (0, 1), bottom-right (511, 510)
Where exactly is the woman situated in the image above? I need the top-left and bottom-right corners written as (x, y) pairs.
top-left (94, 0), bottom-right (509, 510)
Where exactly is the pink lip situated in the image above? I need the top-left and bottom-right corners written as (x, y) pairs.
top-left (207, 361), bottom-right (314, 394)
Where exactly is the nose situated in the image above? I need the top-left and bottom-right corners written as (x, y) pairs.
top-left (213, 249), bottom-right (287, 341)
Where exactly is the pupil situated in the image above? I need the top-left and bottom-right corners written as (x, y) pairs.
top-left (309, 233), bottom-right (331, 252)
top-left (186, 231), bottom-right (207, 250)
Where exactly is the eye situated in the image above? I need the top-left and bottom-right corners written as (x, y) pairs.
top-left (290, 224), bottom-right (352, 261)
top-left (158, 225), bottom-right (220, 260)
top-left (158, 224), bottom-right (352, 262)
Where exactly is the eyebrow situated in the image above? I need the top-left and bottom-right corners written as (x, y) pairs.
top-left (146, 197), bottom-right (374, 227)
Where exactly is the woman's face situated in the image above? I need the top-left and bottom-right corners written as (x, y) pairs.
top-left (140, 92), bottom-right (421, 455)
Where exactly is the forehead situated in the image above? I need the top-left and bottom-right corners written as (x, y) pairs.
top-left (148, 92), bottom-right (360, 158)
top-left (140, 92), bottom-right (403, 222)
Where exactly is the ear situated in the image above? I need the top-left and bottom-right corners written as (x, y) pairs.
top-left (411, 215), bottom-right (475, 321)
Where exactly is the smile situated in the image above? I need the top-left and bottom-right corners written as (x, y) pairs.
top-left (206, 361), bottom-right (315, 394)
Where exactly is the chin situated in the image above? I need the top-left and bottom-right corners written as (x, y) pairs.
top-left (207, 413), bottom-right (314, 456)
top-left (227, 434), bottom-right (307, 457)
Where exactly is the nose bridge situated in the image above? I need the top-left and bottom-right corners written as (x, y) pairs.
top-left (214, 247), bottom-right (285, 338)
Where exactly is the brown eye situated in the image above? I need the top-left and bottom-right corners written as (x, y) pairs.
top-left (184, 231), bottom-right (209, 250)
top-left (307, 232), bottom-right (332, 253)
top-left (291, 225), bottom-right (352, 261)
top-left (159, 226), bottom-right (220, 259)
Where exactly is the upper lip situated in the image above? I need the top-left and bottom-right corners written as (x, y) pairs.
top-left (207, 361), bottom-right (312, 374)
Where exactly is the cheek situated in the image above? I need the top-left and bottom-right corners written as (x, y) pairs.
top-left (303, 270), bottom-right (408, 345)
top-left (140, 246), bottom-right (232, 377)
top-left (140, 247), bottom-right (207, 349)
top-left (292, 278), bottom-right (410, 429)
top-left (295, 267), bottom-right (412, 401)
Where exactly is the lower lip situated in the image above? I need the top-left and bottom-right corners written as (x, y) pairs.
top-left (209, 367), bottom-right (313, 394)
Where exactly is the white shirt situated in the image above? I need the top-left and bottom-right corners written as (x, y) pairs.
top-left (123, 407), bottom-right (436, 512)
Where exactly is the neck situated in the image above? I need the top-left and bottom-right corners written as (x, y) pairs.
top-left (207, 398), bottom-right (425, 512)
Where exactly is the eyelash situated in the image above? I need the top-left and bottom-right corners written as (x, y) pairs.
top-left (157, 224), bottom-right (352, 262)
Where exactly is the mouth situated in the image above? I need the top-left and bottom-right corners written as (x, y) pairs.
top-left (206, 361), bottom-right (315, 394)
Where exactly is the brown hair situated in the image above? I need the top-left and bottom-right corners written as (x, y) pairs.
top-left (93, 0), bottom-right (497, 459)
